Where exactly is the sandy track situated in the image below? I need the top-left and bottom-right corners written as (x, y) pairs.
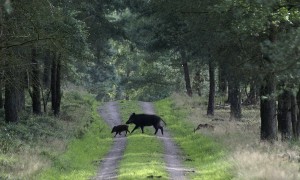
top-left (140, 102), bottom-right (188, 180)
top-left (94, 101), bottom-right (188, 180)
top-left (94, 102), bottom-right (126, 180)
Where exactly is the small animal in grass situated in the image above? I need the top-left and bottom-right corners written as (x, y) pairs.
top-left (194, 123), bottom-right (215, 133)
top-left (126, 113), bottom-right (167, 135)
top-left (111, 125), bottom-right (130, 137)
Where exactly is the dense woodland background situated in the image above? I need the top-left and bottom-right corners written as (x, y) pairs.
top-left (1, 0), bottom-right (300, 145)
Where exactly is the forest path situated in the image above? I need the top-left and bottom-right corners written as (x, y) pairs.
top-left (94, 102), bottom-right (126, 179)
top-left (94, 101), bottom-right (188, 180)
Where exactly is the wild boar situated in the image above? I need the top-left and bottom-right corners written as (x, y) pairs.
top-left (194, 123), bottom-right (215, 133)
top-left (111, 124), bottom-right (130, 137)
top-left (126, 113), bottom-right (166, 135)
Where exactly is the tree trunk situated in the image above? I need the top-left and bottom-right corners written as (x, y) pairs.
top-left (260, 73), bottom-right (277, 141)
top-left (42, 49), bottom-right (51, 113)
top-left (291, 93), bottom-right (298, 139)
top-left (229, 79), bottom-right (242, 120)
top-left (218, 65), bottom-right (227, 96)
top-left (277, 90), bottom-right (292, 141)
top-left (180, 51), bottom-right (192, 97)
top-left (51, 53), bottom-right (61, 116)
top-left (4, 69), bottom-right (19, 123)
top-left (296, 86), bottom-right (300, 138)
top-left (31, 48), bottom-right (42, 114)
top-left (192, 70), bottom-right (203, 96)
top-left (207, 60), bottom-right (215, 116)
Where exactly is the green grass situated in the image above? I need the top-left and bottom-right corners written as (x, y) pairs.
top-left (118, 100), bottom-right (168, 180)
top-left (155, 98), bottom-right (233, 180)
top-left (36, 95), bottom-right (113, 180)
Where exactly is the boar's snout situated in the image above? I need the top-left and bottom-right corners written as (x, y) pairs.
top-left (125, 119), bottom-right (131, 124)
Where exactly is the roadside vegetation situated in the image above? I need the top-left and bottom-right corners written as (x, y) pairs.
top-left (0, 90), bottom-right (113, 179)
top-left (155, 96), bottom-right (232, 180)
top-left (169, 93), bottom-right (300, 180)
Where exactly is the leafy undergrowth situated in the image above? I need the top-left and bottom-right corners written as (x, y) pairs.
top-left (36, 93), bottom-right (112, 179)
top-left (155, 98), bottom-right (233, 180)
top-left (118, 101), bottom-right (168, 180)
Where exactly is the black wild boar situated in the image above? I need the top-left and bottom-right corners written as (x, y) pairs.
top-left (111, 124), bottom-right (130, 137)
top-left (126, 113), bottom-right (166, 135)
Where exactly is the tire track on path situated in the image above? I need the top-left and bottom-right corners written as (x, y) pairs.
top-left (94, 102), bottom-right (126, 180)
top-left (140, 102), bottom-right (188, 180)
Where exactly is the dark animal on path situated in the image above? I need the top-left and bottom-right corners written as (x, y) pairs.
top-left (126, 113), bottom-right (167, 135)
top-left (194, 123), bottom-right (215, 133)
top-left (111, 125), bottom-right (130, 137)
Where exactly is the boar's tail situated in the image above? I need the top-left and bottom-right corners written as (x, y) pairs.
top-left (160, 118), bottom-right (167, 126)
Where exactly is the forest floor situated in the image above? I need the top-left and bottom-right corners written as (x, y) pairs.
top-left (94, 101), bottom-right (188, 180)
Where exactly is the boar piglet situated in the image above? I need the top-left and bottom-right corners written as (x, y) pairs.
top-left (126, 113), bottom-right (166, 135)
top-left (194, 123), bottom-right (214, 133)
top-left (111, 124), bottom-right (130, 137)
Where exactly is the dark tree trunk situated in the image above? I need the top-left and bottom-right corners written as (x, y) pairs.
top-left (245, 81), bottom-right (259, 105)
top-left (229, 80), bottom-right (242, 120)
top-left (277, 90), bottom-right (292, 141)
top-left (4, 70), bottom-right (19, 123)
top-left (181, 51), bottom-right (192, 97)
top-left (192, 70), bottom-right (203, 96)
top-left (207, 60), bottom-right (215, 116)
top-left (260, 73), bottom-right (277, 141)
top-left (296, 86), bottom-right (300, 138)
top-left (0, 74), bottom-right (3, 109)
top-left (291, 93), bottom-right (298, 139)
top-left (31, 48), bottom-right (42, 114)
top-left (51, 53), bottom-right (61, 116)
top-left (218, 65), bottom-right (227, 96)
top-left (42, 49), bottom-right (51, 113)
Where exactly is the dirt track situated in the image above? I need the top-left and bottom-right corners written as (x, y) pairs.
top-left (94, 101), bottom-right (188, 180)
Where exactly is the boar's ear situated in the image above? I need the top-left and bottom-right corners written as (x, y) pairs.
top-left (132, 113), bottom-right (135, 116)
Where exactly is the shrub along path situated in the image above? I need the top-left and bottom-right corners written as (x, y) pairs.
top-left (94, 101), bottom-right (189, 179)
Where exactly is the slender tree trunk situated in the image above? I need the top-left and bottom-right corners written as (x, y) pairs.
top-left (296, 86), bottom-right (300, 138)
top-left (260, 73), bottom-right (277, 141)
top-left (218, 65), bottom-right (227, 96)
top-left (207, 60), bottom-right (215, 116)
top-left (51, 53), bottom-right (61, 116)
top-left (4, 68), bottom-right (19, 123)
top-left (42, 49), bottom-right (51, 113)
top-left (31, 48), bottom-right (42, 114)
top-left (0, 72), bottom-right (3, 109)
top-left (193, 70), bottom-right (203, 96)
top-left (180, 51), bottom-right (192, 97)
top-left (278, 90), bottom-right (292, 141)
top-left (291, 93), bottom-right (298, 139)
top-left (229, 79), bottom-right (242, 120)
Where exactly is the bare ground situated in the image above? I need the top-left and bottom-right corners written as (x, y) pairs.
top-left (94, 101), bottom-right (189, 180)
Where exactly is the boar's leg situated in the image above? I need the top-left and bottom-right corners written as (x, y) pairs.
top-left (154, 125), bottom-right (159, 134)
top-left (159, 126), bottom-right (163, 135)
top-left (131, 125), bottom-right (139, 134)
top-left (141, 126), bottom-right (145, 133)
top-left (114, 132), bottom-right (118, 137)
